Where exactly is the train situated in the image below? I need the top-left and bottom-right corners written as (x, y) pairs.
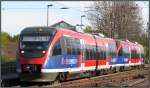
top-left (16, 26), bottom-right (144, 82)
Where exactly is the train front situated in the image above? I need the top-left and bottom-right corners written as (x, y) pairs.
top-left (16, 27), bottom-right (57, 82)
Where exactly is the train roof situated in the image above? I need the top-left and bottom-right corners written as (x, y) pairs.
top-left (20, 26), bottom-right (143, 47)
top-left (20, 26), bottom-right (56, 35)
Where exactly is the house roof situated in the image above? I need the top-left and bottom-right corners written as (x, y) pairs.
top-left (49, 20), bottom-right (76, 31)
top-left (50, 20), bottom-right (74, 27)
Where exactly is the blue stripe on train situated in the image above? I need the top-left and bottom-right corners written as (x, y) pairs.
top-left (43, 54), bottom-right (79, 69)
top-left (110, 56), bottom-right (129, 65)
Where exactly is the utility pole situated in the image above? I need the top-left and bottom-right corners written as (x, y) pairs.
top-left (148, 22), bottom-right (150, 79)
top-left (47, 4), bottom-right (53, 26)
top-left (81, 15), bottom-right (86, 30)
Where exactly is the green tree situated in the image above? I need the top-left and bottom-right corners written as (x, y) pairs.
top-left (84, 26), bottom-right (93, 33)
top-left (12, 34), bottom-right (19, 42)
top-left (138, 34), bottom-right (149, 63)
top-left (1, 32), bottom-right (11, 44)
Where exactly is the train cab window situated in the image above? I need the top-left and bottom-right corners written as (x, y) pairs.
top-left (52, 39), bottom-right (61, 56)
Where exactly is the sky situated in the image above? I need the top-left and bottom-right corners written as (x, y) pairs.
top-left (1, 1), bottom-right (149, 36)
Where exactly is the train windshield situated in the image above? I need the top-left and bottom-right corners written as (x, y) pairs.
top-left (20, 35), bottom-right (51, 50)
top-left (19, 27), bottom-right (55, 58)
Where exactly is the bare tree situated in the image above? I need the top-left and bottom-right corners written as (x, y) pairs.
top-left (87, 1), bottom-right (143, 41)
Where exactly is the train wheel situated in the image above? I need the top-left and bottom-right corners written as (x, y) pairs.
top-left (91, 71), bottom-right (96, 77)
top-left (112, 68), bottom-right (116, 73)
top-left (20, 81), bottom-right (30, 87)
top-left (119, 67), bottom-right (123, 72)
top-left (100, 69), bottom-right (105, 75)
top-left (58, 73), bottom-right (67, 82)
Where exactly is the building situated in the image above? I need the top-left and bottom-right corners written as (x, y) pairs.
top-left (50, 20), bottom-right (77, 31)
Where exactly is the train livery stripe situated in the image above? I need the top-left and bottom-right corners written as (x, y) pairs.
top-left (41, 67), bottom-right (82, 73)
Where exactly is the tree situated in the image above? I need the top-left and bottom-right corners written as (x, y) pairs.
top-left (84, 26), bottom-right (93, 33)
top-left (12, 34), bottom-right (19, 42)
top-left (1, 32), bottom-right (11, 44)
top-left (0, 32), bottom-right (19, 46)
top-left (87, 1), bottom-right (143, 41)
top-left (138, 33), bottom-right (149, 63)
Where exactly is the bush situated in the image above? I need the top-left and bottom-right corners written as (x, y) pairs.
top-left (0, 55), bottom-right (15, 64)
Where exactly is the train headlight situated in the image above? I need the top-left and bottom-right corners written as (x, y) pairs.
top-left (42, 50), bottom-right (46, 53)
top-left (21, 50), bottom-right (24, 53)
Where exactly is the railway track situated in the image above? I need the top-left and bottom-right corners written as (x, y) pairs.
top-left (1, 67), bottom-right (148, 87)
top-left (58, 69), bottom-right (148, 87)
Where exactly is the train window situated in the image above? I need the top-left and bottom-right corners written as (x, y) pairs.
top-left (85, 45), bottom-right (88, 59)
top-left (123, 46), bottom-right (129, 57)
top-left (66, 38), bottom-right (72, 54)
top-left (64, 37), bottom-right (81, 55)
top-left (76, 39), bottom-right (81, 55)
top-left (118, 46), bottom-right (129, 57)
top-left (141, 48), bottom-right (144, 58)
top-left (103, 47), bottom-right (106, 59)
top-left (85, 45), bottom-right (91, 60)
top-left (118, 48), bottom-right (123, 56)
top-left (52, 39), bottom-right (61, 56)
top-left (131, 50), bottom-right (136, 58)
top-left (89, 45), bottom-right (92, 59)
top-left (97, 46), bottom-right (100, 59)
top-left (131, 50), bottom-right (140, 59)
top-left (136, 49), bottom-right (140, 59)
top-left (99, 46), bottom-right (105, 60)
top-left (93, 46), bottom-right (96, 60)
top-left (72, 38), bottom-right (80, 55)
top-left (72, 38), bottom-right (77, 55)
top-left (108, 43), bottom-right (117, 57)
top-left (101, 47), bottom-right (103, 59)
top-left (90, 45), bottom-right (95, 60)
top-left (98, 46), bottom-right (103, 59)
top-left (99, 46), bottom-right (102, 59)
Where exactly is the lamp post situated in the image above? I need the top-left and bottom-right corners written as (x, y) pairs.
top-left (46, 5), bottom-right (69, 26)
top-left (60, 7), bottom-right (69, 9)
top-left (47, 4), bottom-right (53, 26)
top-left (81, 15), bottom-right (86, 30)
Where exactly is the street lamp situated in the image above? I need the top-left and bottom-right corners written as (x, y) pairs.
top-left (47, 5), bottom-right (69, 26)
top-left (81, 15), bottom-right (86, 30)
top-left (47, 4), bottom-right (53, 26)
top-left (60, 7), bottom-right (69, 9)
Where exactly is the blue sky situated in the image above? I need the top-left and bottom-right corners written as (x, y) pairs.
top-left (1, 1), bottom-right (149, 36)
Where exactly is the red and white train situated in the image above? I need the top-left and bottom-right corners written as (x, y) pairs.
top-left (16, 27), bottom-right (144, 82)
